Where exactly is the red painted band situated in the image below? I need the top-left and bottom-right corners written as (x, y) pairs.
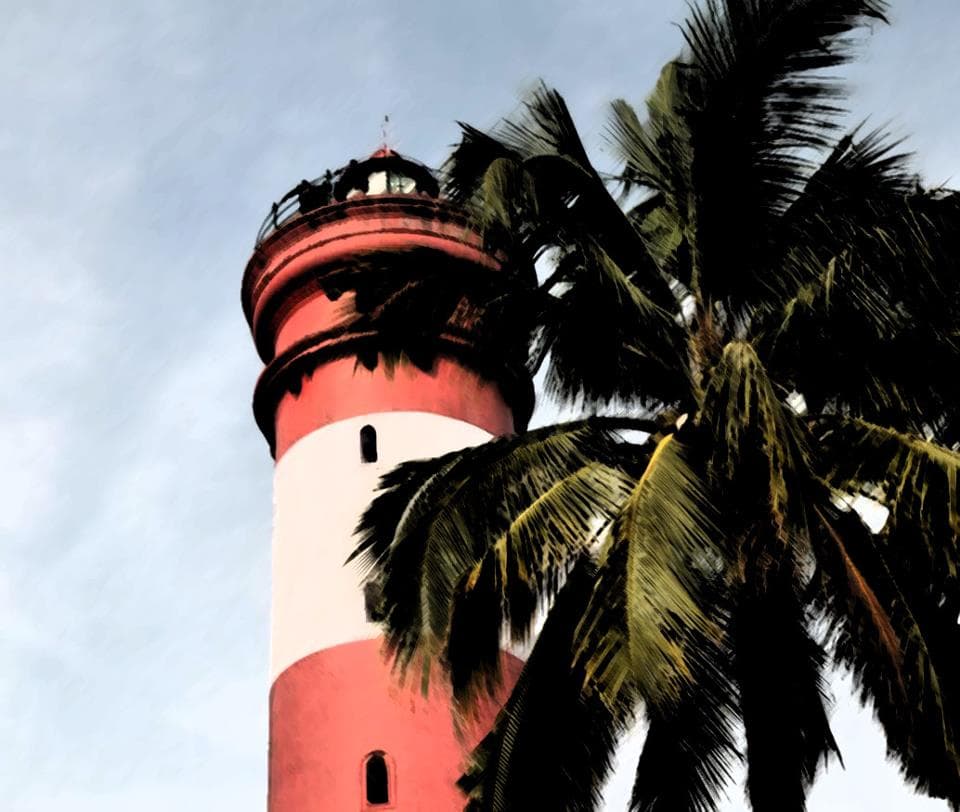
top-left (243, 196), bottom-right (495, 318)
top-left (244, 201), bottom-right (499, 338)
top-left (246, 198), bottom-right (473, 302)
top-left (274, 290), bottom-right (353, 356)
top-left (252, 232), bottom-right (497, 347)
top-left (273, 354), bottom-right (516, 461)
top-left (269, 639), bottom-right (522, 812)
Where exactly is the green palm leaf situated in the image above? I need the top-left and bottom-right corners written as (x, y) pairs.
top-left (340, 3), bottom-right (960, 810)
top-left (702, 340), bottom-right (812, 537)
top-left (446, 460), bottom-right (633, 707)
top-left (628, 583), bottom-right (739, 812)
top-left (763, 184), bottom-right (960, 434)
top-left (445, 82), bottom-right (676, 310)
top-left (817, 416), bottom-right (960, 589)
top-left (540, 241), bottom-right (692, 409)
top-left (575, 435), bottom-right (721, 710)
top-left (459, 560), bottom-right (631, 812)
top-left (350, 417), bottom-right (656, 687)
top-left (811, 499), bottom-right (960, 804)
top-left (681, 0), bottom-right (889, 209)
top-left (732, 564), bottom-right (840, 812)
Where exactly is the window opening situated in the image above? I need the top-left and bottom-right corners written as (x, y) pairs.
top-left (365, 752), bottom-right (390, 805)
top-left (360, 424), bottom-right (378, 463)
top-left (386, 171), bottom-right (414, 193)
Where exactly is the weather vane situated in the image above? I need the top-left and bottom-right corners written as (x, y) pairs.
top-left (380, 114), bottom-right (391, 151)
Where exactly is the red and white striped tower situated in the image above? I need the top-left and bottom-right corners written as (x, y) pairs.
top-left (242, 150), bottom-right (533, 810)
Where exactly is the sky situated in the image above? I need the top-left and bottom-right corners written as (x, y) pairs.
top-left (1, 1), bottom-right (959, 809)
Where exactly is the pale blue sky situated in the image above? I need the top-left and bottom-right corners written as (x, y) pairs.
top-left (1, 1), bottom-right (958, 809)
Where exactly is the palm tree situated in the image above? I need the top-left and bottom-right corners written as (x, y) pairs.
top-left (348, 1), bottom-right (960, 809)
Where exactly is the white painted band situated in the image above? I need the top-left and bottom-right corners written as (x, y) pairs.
top-left (270, 411), bottom-right (493, 682)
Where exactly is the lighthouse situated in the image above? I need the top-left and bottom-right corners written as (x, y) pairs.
top-left (242, 148), bottom-right (533, 809)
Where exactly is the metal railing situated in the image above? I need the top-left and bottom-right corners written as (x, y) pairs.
top-left (255, 174), bottom-right (337, 246)
top-left (254, 153), bottom-right (442, 247)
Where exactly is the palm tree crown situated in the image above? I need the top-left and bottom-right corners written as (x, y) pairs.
top-left (348, 1), bottom-right (960, 809)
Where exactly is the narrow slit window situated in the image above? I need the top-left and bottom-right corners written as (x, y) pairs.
top-left (365, 752), bottom-right (390, 805)
top-left (360, 425), bottom-right (378, 463)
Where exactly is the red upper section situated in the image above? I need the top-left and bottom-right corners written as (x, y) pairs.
top-left (244, 197), bottom-right (499, 362)
top-left (242, 152), bottom-right (533, 459)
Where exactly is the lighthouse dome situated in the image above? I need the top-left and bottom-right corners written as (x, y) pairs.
top-left (255, 149), bottom-right (441, 245)
top-left (333, 148), bottom-right (440, 201)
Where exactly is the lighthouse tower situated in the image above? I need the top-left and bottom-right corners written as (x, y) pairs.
top-left (242, 149), bottom-right (533, 810)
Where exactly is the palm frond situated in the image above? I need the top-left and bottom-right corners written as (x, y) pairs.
top-left (762, 187), bottom-right (960, 435)
top-left (629, 195), bottom-right (691, 284)
top-left (314, 246), bottom-right (537, 384)
top-left (782, 126), bottom-right (915, 235)
top-left (352, 449), bottom-right (460, 571)
top-left (459, 559), bottom-right (630, 812)
top-left (629, 583), bottom-right (740, 812)
top-left (444, 85), bottom-right (694, 414)
top-left (540, 241), bottom-right (693, 409)
top-left (733, 562), bottom-right (840, 812)
top-left (574, 435), bottom-right (721, 710)
top-left (763, 248), bottom-right (921, 426)
top-left (607, 61), bottom-right (696, 203)
top-left (758, 125), bottom-right (915, 304)
top-left (444, 83), bottom-right (598, 244)
top-left (816, 416), bottom-right (960, 593)
top-left (350, 417), bottom-right (657, 686)
top-left (810, 500), bottom-right (960, 805)
top-left (498, 82), bottom-right (594, 169)
top-left (446, 123), bottom-right (523, 206)
top-left (701, 340), bottom-right (812, 537)
top-left (682, 0), bottom-right (888, 207)
top-left (627, 0), bottom-right (890, 308)
top-left (812, 504), bottom-right (902, 676)
top-left (814, 417), bottom-right (960, 801)
top-left (445, 83), bottom-right (677, 314)
top-left (446, 461), bottom-right (634, 708)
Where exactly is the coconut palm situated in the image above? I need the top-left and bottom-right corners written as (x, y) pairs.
top-left (349, 1), bottom-right (960, 809)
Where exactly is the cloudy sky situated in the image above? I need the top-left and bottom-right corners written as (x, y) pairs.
top-left (2, 1), bottom-right (959, 809)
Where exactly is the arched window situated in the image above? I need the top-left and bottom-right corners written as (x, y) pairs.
top-left (364, 751), bottom-right (391, 806)
top-left (360, 424), bottom-right (378, 463)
